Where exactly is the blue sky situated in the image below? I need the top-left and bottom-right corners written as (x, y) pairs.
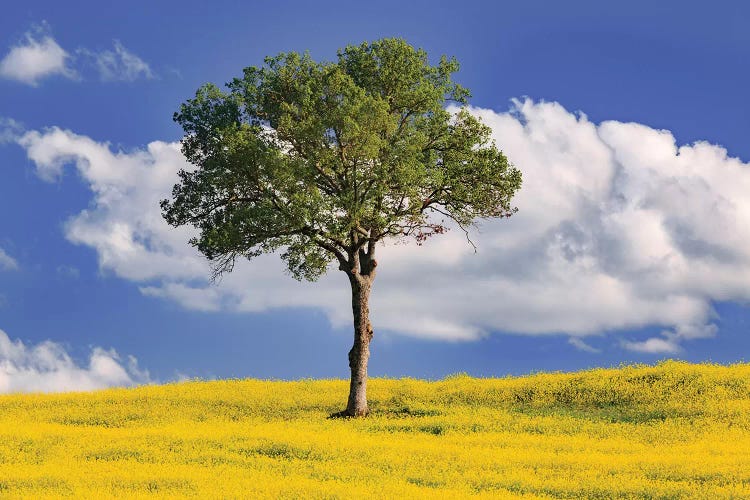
top-left (1, 0), bottom-right (749, 390)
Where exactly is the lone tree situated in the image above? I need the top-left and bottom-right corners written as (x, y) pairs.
top-left (162, 38), bottom-right (521, 417)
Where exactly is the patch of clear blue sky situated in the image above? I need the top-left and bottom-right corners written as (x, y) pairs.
top-left (0, 0), bottom-right (748, 380)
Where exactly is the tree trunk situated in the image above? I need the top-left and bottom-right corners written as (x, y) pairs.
top-left (344, 275), bottom-right (374, 416)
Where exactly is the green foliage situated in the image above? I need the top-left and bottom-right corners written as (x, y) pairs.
top-left (162, 38), bottom-right (522, 281)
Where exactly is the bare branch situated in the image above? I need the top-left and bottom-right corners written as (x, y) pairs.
top-left (427, 205), bottom-right (477, 252)
top-left (209, 251), bottom-right (237, 284)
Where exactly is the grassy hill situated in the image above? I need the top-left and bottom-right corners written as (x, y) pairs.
top-left (0, 360), bottom-right (748, 498)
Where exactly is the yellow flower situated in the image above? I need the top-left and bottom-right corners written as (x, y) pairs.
top-left (0, 361), bottom-right (748, 498)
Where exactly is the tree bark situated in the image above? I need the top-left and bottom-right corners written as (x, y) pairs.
top-left (344, 274), bottom-right (374, 416)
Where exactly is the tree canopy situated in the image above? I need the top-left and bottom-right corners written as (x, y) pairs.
top-left (162, 38), bottom-right (522, 282)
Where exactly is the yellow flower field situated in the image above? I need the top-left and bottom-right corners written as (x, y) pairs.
top-left (0, 360), bottom-right (748, 498)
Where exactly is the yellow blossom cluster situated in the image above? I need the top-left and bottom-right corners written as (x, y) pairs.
top-left (0, 360), bottom-right (748, 498)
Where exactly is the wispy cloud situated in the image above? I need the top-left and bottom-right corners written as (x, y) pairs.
top-left (621, 337), bottom-right (681, 354)
top-left (0, 248), bottom-right (19, 271)
top-left (79, 40), bottom-right (154, 82)
top-left (56, 264), bottom-right (80, 279)
top-left (0, 25), bottom-right (76, 86)
top-left (621, 324), bottom-right (716, 355)
top-left (568, 337), bottom-right (601, 353)
top-left (0, 24), bottom-right (154, 86)
top-left (0, 329), bottom-right (150, 393)
top-left (0, 117), bottom-right (24, 143)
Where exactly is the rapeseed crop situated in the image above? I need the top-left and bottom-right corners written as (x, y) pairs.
top-left (0, 360), bottom-right (748, 498)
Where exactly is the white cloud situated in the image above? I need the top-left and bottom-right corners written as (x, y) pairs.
top-left (0, 117), bottom-right (24, 143)
top-left (0, 24), bottom-right (154, 86)
top-left (621, 337), bottom-right (681, 354)
top-left (0, 329), bottom-right (150, 393)
top-left (0, 248), bottom-right (19, 271)
top-left (620, 323), bottom-right (716, 355)
top-left (13, 99), bottom-right (750, 351)
top-left (0, 28), bottom-right (76, 86)
top-left (140, 283), bottom-right (221, 312)
top-left (568, 337), bottom-right (601, 353)
top-left (79, 40), bottom-right (154, 82)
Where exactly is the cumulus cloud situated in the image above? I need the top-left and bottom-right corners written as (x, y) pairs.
top-left (0, 329), bottom-right (150, 393)
top-left (12, 99), bottom-right (750, 351)
top-left (0, 28), bottom-right (76, 86)
top-left (0, 248), bottom-right (19, 271)
top-left (79, 40), bottom-right (154, 82)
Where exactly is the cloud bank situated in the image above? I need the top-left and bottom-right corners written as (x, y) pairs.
top-left (13, 99), bottom-right (750, 352)
top-left (0, 329), bottom-right (150, 393)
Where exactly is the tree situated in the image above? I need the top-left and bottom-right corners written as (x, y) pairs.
top-left (161, 38), bottom-right (522, 417)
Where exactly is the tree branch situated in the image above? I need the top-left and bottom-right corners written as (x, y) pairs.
top-left (426, 205), bottom-right (477, 252)
top-left (312, 237), bottom-right (349, 270)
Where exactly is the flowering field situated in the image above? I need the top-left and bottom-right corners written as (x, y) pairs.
top-left (0, 361), bottom-right (748, 498)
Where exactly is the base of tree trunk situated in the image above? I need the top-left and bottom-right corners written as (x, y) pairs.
top-left (328, 408), bottom-right (369, 419)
